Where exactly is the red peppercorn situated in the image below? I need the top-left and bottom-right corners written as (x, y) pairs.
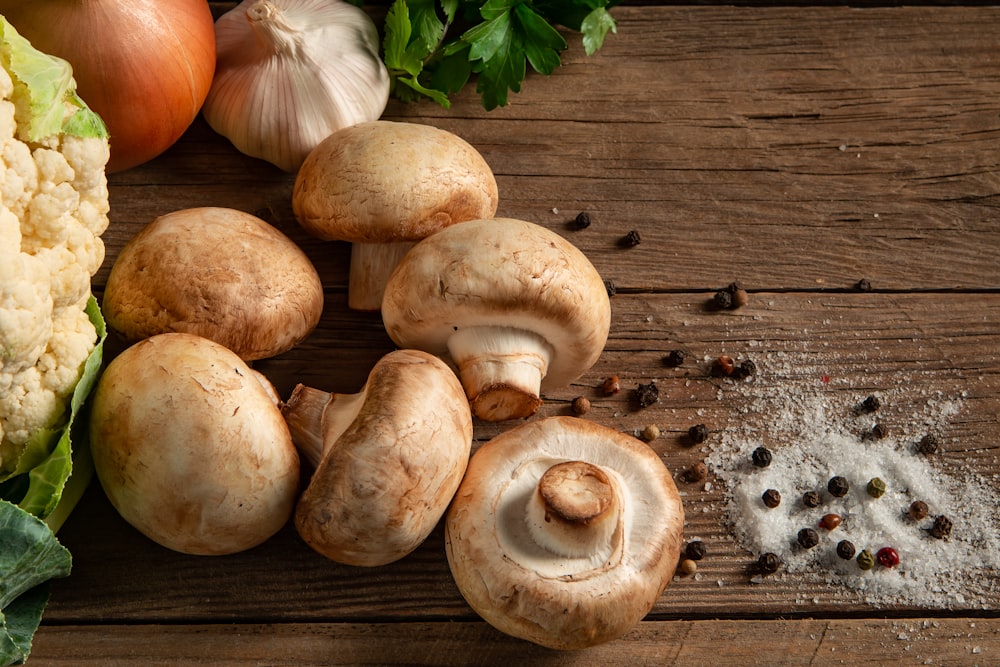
top-left (818, 513), bottom-right (843, 530)
top-left (876, 546), bottom-right (900, 568)
top-left (601, 375), bottom-right (621, 396)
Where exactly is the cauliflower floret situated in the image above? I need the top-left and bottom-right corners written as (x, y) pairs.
top-left (0, 27), bottom-right (110, 476)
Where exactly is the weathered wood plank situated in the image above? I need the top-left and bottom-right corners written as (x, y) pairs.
top-left (99, 6), bottom-right (1000, 292)
top-left (47, 292), bottom-right (1000, 621)
top-left (30, 618), bottom-right (1000, 666)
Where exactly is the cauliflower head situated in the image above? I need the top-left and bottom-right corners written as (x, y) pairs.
top-left (0, 19), bottom-right (110, 477)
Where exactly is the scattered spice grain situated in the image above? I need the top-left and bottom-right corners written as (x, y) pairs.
top-left (663, 349), bottom-right (686, 368)
top-left (688, 423), bottom-right (709, 445)
top-left (621, 230), bottom-right (641, 247)
top-left (678, 558), bottom-right (698, 576)
top-left (761, 489), bottom-right (781, 509)
top-left (876, 546), bottom-right (900, 568)
top-left (640, 424), bottom-right (660, 442)
top-left (818, 513), bottom-right (842, 531)
top-left (930, 515), bottom-right (953, 540)
top-left (836, 540), bottom-right (856, 560)
top-left (712, 289), bottom-right (733, 310)
top-left (685, 540), bottom-right (707, 561)
top-left (756, 552), bottom-right (782, 575)
top-left (856, 549), bottom-right (875, 571)
top-left (859, 395), bottom-right (881, 413)
top-left (917, 434), bottom-right (939, 455)
top-left (685, 461), bottom-right (709, 483)
top-left (572, 211), bottom-right (591, 229)
top-left (797, 528), bottom-right (819, 549)
top-left (827, 476), bottom-right (850, 497)
top-left (734, 359), bottom-right (757, 379)
top-left (908, 500), bottom-right (929, 521)
top-left (712, 354), bottom-right (736, 377)
top-left (751, 446), bottom-right (772, 468)
top-left (856, 278), bottom-right (873, 291)
top-left (635, 382), bottom-right (659, 408)
top-left (866, 477), bottom-right (887, 499)
top-left (570, 396), bottom-right (591, 416)
top-left (601, 375), bottom-right (620, 396)
top-left (603, 279), bottom-right (617, 297)
top-left (802, 491), bottom-right (820, 508)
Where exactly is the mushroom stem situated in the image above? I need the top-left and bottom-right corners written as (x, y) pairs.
top-left (446, 326), bottom-right (553, 421)
top-left (525, 461), bottom-right (619, 559)
top-left (348, 241), bottom-right (416, 311)
top-left (280, 384), bottom-right (366, 468)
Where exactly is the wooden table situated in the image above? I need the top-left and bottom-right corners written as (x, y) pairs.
top-left (29, 2), bottom-right (1000, 665)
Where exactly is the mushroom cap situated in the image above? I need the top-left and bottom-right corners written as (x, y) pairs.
top-left (292, 349), bottom-right (473, 567)
top-left (380, 217), bottom-right (612, 391)
top-left (89, 333), bottom-right (301, 556)
top-left (291, 120), bottom-right (499, 243)
top-left (102, 207), bottom-right (324, 361)
top-left (444, 416), bottom-right (684, 650)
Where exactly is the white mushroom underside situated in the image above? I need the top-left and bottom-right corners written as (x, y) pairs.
top-left (499, 458), bottom-right (629, 578)
top-left (446, 325), bottom-right (553, 401)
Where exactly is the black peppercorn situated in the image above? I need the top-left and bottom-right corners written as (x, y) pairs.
top-left (869, 423), bottom-right (889, 440)
top-left (856, 278), bottom-right (872, 292)
top-left (917, 434), bottom-right (939, 455)
top-left (827, 476), bottom-right (850, 497)
top-left (756, 552), bottom-right (782, 575)
top-left (836, 539), bottom-right (856, 560)
top-left (685, 540), bottom-right (707, 561)
top-left (908, 500), bottom-right (929, 521)
top-left (663, 349), bottom-right (686, 368)
top-left (604, 279), bottom-right (617, 297)
top-left (860, 395), bottom-right (880, 413)
top-left (751, 446), bottom-right (772, 468)
top-left (621, 229), bottom-right (642, 247)
top-left (687, 423), bottom-right (709, 445)
top-left (712, 289), bottom-right (733, 310)
top-left (930, 515), bottom-right (953, 540)
top-left (635, 382), bottom-right (659, 408)
top-left (572, 211), bottom-right (592, 229)
top-left (802, 490), bottom-right (820, 508)
top-left (797, 528), bottom-right (820, 549)
top-left (762, 489), bottom-right (781, 509)
top-left (733, 358), bottom-right (757, 379)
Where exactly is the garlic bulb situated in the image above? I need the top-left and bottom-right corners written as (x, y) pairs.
top-left (204, 0), bottom-right (390, 172)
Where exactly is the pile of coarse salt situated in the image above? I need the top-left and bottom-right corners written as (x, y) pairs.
top-left (705, 350), bottom-right (1000, 608)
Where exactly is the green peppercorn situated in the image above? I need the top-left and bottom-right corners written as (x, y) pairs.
top-left (836, 540), bottom-right (856, 560)
top-left (866, 477), bottom-right (887, 499)
top-left (752, 446), bottom-right (772, 468)
top-left (827, 476), bottom-right (850, 497)
top-left (801, 491), bottom-right (820, 508)
top-left (756, 552), bottom-right (782, 575)
top-left (762, 488), bottom-right (781, 509)
top-left (856, 549), bottom-right (875, 570)
top-left (797, 528), bottom-right (819, 549)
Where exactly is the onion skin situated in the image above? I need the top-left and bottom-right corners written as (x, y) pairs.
top-left (0, 0), bottom-right (217, 172)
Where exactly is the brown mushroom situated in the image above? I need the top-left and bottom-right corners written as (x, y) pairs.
top-left (380, 218), bottom-right (611, 421)
top-left (89, 333), bottom-right (300, 555)
top-left (102, 207), bottom-right (323, 361)
top-left (283, 349), bottom-right (473, 566)
top-left (291, 120), bottom-right (499, 311)
top-left (445, 416), bottom-right (684, 650)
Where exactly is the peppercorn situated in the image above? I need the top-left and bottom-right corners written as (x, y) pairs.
top-left (730, 286), bottom-right (749, 309)
top-left (917, 434), bottom-right (939, 455)
top-left (570, 396), bottom-right (591, 416)
top-left (733, 359), bottom-right (757, 379)
top-left (685, 540), bottom-right (707, 561)
top-left (802, 490), bottom-right (820, 508)
top-left (836, 539), bottom-right (856, 560)
top-left (663, 349), bottom-right (686, 368)
top-left (797, 528), bottom-right (819, 549)
top-left (601, 375), bottom-right (621, 396)
top-left (712, 354), bottom-right (736, 376)
top-left (930, 515), bottom-right (953, 540)
top-left (876, 546), bottom-right (900, 568)
top-left (867, 423), bottom-right (889, 440)
top-left (761, 489), bottom-right (781, 509)
top-left (635, 382), bottom-right (659, 408)
top-left (604, 279), bottom-right (617, 297)
top-left (572, 211), bottom-right (592, 229)
top-left (712, 289), bottom-right (733, 310)
top-left (856, 278), bottom-right (872, 292)
top-left (684, 461), bottom-right (709, 483)
top-left (621, 229), bottom-right (642, 247)
top-left (751, 446), bottom-right (772, 468)
top-left (756, 552), bottom-right (782, 575)
top-left (818, 513), bottom-right (842, 531)
top-left (856, 549), bottom-right (875, 570)
top-left (827, 476), bottom-right (850, 497)
top-left (678, 558), bottom-right (698, 576)
top-left (687, 423), bottom-right (709, 445)
top-left (859, 395), bottom-right (881, 413)
top-left (866, 477), bottom-right (887, 499)
top-left (640, 424), bottom-right (660, 442)
top-left (908, 500), bottom-right (929, 521)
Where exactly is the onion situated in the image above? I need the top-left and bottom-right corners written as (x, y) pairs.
top-left (0, 0), bottom-right (217, 173)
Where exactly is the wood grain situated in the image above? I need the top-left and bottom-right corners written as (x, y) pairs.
top-left (30, 3), bottom-right (1000, 664)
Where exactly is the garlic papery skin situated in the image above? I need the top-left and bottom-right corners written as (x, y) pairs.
top-left (204, 0), bottom-right (390, 172)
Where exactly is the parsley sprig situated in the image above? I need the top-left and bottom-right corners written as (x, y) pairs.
top-left (380, 0), bottom-right (619, 110)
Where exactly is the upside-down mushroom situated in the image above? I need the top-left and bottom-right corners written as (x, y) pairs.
top-left (380, 217), bottom-right (611, 421)
top-left (283, 349), bottom-right (473, 566)
top-left (292, 120), bottom-right (499, 311)
top-left (445, 416), bottom-right (684, 650)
